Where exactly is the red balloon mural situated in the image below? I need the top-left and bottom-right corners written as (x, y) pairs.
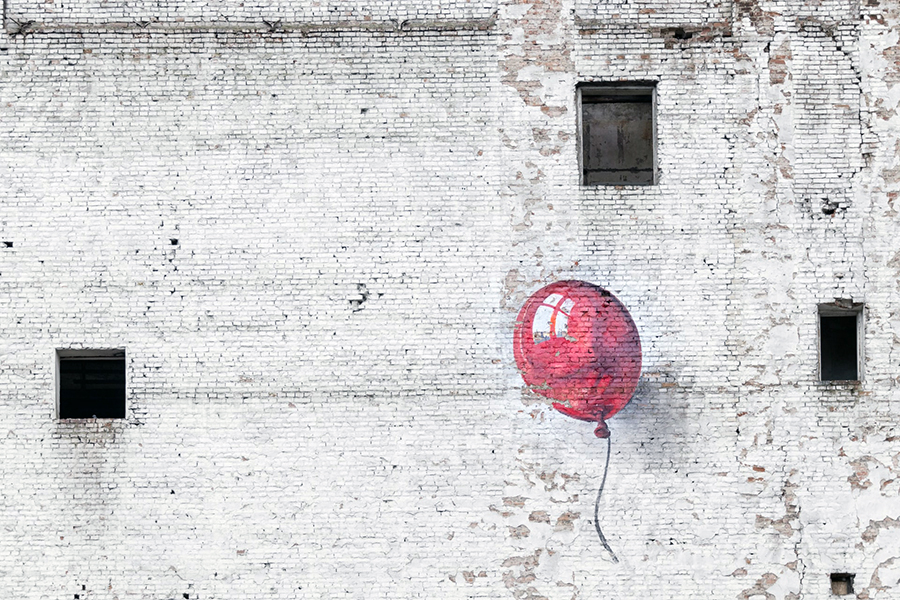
top-left (513, 280), bottom-right (642, 562)
top-left (513, 280), bottom-right (642, 438)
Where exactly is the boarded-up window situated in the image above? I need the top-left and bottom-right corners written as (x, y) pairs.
top-left (58, 350), bottom-right (126, 419)
top-left (580, 84), bottom-right (656, 185)
top-left (830, 573), bottom-right (854, 596)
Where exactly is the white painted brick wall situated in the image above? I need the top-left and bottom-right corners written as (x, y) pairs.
top-left (10, 0), bottom-right (498, 27)
top-left (1, 0), bottom-right (899, 598)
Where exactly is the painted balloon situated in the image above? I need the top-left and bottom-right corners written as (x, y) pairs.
top-left (513, 280), bottom-right (641, 438)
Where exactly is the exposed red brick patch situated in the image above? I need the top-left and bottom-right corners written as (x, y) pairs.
top-left (738, 572), bottom-right (779, 600)
top-left (508, 524), bottom-right (531, 538)
top-left (849, 457), bottom-right (873, 490)
top-left (861, 516), bottom-right (900, 543)
top-left (528, 511), bottom-right (550, 523)
top-left (554, 510), bottom-right (579, 531)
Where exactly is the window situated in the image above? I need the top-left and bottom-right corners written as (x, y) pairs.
top-left (578, 83), bottom-right (657, 185)
top-left (818, 302), bottom-right (863, 382)
top-left (57, 349), bottom-right (126, 419)
top-left (830, 573), bottom-right (854, 595)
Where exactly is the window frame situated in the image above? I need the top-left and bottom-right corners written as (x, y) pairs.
top-left (577, 82), bottom-right (658, 186)
top-left (56, 348), bottom-right (127, 419)
top-left (817, 302), bottom-right (864, 383)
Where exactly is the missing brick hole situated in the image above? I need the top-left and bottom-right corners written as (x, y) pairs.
top-left (170, 238), bottom-right (179, 246)
top-left (3, 241), bottom-right (12, 248)
top-left (663, 26), bottom-right (693, 40)
top-left (821, 198), bottom-right (842, 215)
top-left (831, 573), bottom-right (855, 596)
top-left (349, 283), bottom-right (370, 312)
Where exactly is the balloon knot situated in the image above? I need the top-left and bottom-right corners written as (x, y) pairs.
top-left (593, 420), bottom-right (610, 438)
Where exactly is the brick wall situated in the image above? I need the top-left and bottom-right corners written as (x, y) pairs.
top-left (1, 1), bottom-right (898, 598)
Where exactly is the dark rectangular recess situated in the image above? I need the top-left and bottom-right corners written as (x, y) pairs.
top-left (820, 314), bottom-right (858, 381)
top-left (59, 355), bottom-right (126, 418)
top-left (580, 84), bottom-right (655, 186)
top-left (830, 573), bottom-right (854, 595)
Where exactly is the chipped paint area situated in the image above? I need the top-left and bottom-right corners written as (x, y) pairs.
top-left (493, 459), bottom-right (585, 600)
top-left (499, 0), bottom-right (581, 310)
top-left (461, 440), bottom-right (604, 600)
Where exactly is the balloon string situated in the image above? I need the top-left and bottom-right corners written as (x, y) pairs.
top-left (594, 434), bottom-right (619, 563)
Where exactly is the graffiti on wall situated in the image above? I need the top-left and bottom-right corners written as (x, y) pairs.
top-left (514, 280), bottom-right (642, 561)
top-left (514, 280), bottom-right (642, 437)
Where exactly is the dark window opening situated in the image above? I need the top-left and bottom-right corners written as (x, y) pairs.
top-left (580, 84), bottom-right (656, 185)
top-left (819, 303), bottom-right (862, 382)
top-left (821, 315), bottom-right (857, 380)
top-left (830, 573), bottom-right (854, 596)
top-left (59, 351), bottom-right (126, 419)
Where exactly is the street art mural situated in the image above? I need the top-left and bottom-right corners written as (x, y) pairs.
top-left (514, 280), bottom-right (642, 561)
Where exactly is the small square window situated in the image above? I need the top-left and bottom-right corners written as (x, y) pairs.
top-left (818, 302), bottom-right (863, 382)
top-left (58, 350), bottom-right (126, 419)
top-left (579, 83), bottom-right (657, 185)
top-left (830, 573), bottom-right (854, 595)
